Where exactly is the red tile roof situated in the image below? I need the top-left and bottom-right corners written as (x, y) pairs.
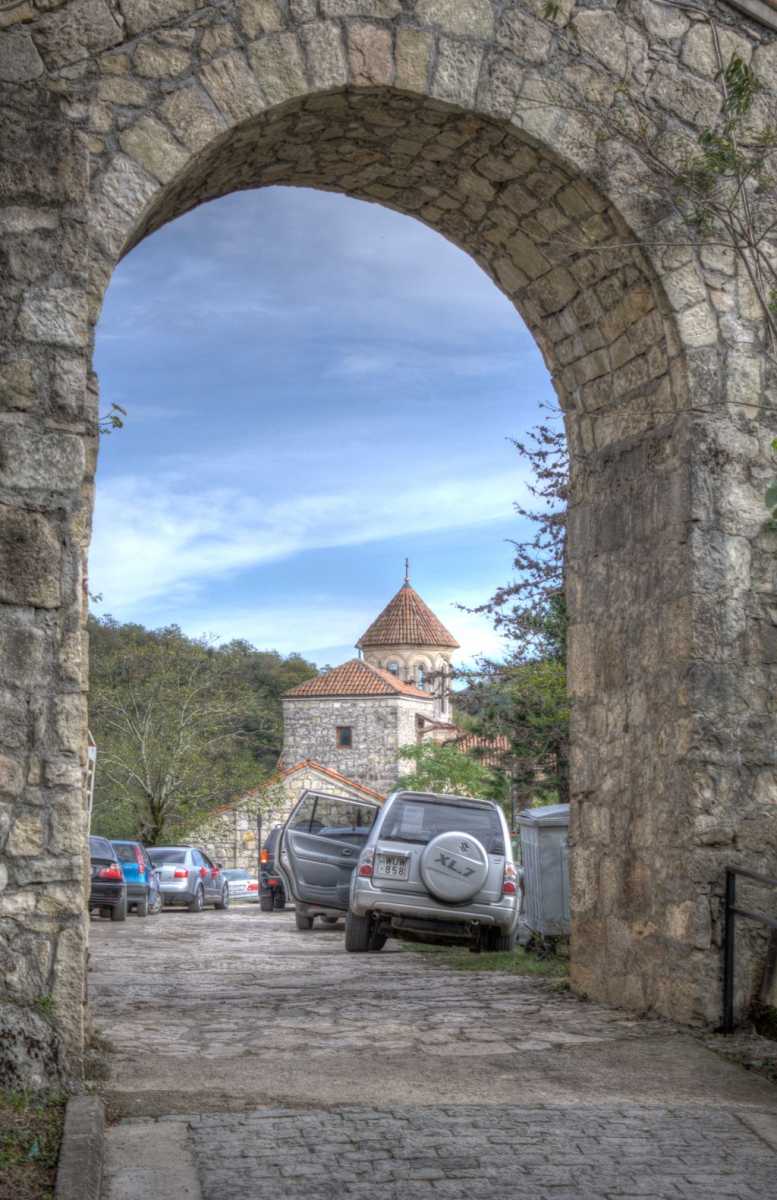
top-left (283, 658), bottom-right (432, 700)
top-left (454, 732), bottom-right (511, 769)
top-left (356, 584), bottom-right (459, 649)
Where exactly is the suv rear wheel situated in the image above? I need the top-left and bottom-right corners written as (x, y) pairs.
top-left (260, 894), bottom-right (274, 912)
top-left (484, 927), bottom-right (516, 953)
top-left (345, 911), bottom-right (372, 952)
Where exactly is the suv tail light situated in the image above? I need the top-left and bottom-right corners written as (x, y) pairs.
top-left (173, 868), bottom-right (188, 879)
top-left (357, 848), bottom-right (374, 878)
top-left (98, 865), bottom-right (123, 881)
top-left (502, 862), bottom-right (517, 896)
top-left (260, 849), bottom-right (270, 864)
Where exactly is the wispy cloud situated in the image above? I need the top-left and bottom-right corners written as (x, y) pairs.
top-left (169, 591), bottom-right (507, 667)
top-left (90, 464), bottom-right (527, 615)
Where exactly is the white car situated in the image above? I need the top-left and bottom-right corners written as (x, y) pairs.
top-left (220, 868), bottom-right (259, 902)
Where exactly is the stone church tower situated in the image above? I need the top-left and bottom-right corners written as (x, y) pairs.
top-left (356, 566), bottom-right (459, 721)
top-left (280, 572), bottom-right (460, 795)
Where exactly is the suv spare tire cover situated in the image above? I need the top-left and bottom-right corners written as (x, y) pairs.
top-left (419, 831), bottom-right (489, 903)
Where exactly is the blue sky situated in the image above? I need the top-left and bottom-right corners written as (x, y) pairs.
top-left (92, 186), bottom-right (558, 667)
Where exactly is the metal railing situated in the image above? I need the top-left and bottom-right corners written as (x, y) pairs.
top-left (722, 866), bottom-right (777, 1033)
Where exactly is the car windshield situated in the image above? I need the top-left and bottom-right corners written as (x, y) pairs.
top-left (223, 869), bottom-right (249, 880)
top-left (148, 849), bottom-right (187, 864)
top-left (381, 799), bottom-right (505, 854)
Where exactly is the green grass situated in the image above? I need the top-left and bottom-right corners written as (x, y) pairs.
top-left (402, 941), bottom-right (569, 978)
top-left (0, 1090), bottom-right (66, 1200)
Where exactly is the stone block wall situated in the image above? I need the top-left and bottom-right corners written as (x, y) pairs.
top-left (4, 0), bottom-right (777, 1084)
top-left (282, 695), bottom-right (434, 796)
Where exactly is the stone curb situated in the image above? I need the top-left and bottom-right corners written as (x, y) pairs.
top-left (737, 1108), bottom-right (777, 1153)
top-left (55, 1094), bottom-right (105, 1200)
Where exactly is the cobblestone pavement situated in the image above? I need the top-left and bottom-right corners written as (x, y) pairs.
top-left (93, 907), bottom-right (777, 1198)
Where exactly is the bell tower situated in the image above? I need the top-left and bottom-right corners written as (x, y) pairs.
top-left (356, 565), bottom-right (459, 720)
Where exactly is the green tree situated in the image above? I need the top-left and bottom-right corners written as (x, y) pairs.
top-left (457, 651), bottom-right (569, 812)
top-left (459, 414), bottom-right (570, 807)
top-left (88, 616), bottom-right (317, 843)
top-left (397, 740), bottom-right (506, 801)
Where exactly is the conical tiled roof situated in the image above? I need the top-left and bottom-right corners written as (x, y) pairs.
top-left (284, 658), bottom-right (431, 700)
top-left (356, 583), bottom-right (459, 650)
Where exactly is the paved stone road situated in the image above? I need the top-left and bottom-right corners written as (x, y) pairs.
top-left (92, 907), bottom-right (777, 1199)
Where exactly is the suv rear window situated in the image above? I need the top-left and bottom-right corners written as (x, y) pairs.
top-left (381, 799), bottom-right (505, 854)
top-left (148, 849), bottom-right (187, 864)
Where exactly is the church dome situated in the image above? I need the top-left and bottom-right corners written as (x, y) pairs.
top-left (356, 581), bottom-right (459, 650)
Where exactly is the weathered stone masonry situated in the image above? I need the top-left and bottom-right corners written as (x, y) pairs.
top-left (282, 694), bottom-right (434, 795)
top-left (2, 0), bottom-right (777, 1084)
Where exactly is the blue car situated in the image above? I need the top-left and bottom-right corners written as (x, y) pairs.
top-left (111, 840), bottom-right (162, 917)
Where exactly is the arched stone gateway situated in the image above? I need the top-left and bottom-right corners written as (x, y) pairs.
top-left (2, 0), bottom-right (777, 1085)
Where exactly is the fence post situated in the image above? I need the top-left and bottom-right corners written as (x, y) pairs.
top-left (723, 868), bottom-right (736, 1034)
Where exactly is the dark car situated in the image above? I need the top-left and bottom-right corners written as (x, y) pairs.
top-left (259, 825), bottom-right (286, 913)
top-left (89, 835), bottom-right (127, 922)
top-left (147, 845), bottom-right (229, 912)
top-left (111, 840), bottom-right (162, 917)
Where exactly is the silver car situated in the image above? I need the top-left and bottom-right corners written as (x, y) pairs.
top-left (221, 868), bottom-right (259, 902)
top-left (278, 789), bottom-right (519, 953)
top-left (147, 846), bottom-right (230, 912)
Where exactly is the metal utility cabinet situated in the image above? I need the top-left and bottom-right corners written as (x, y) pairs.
top-left (517, 804), bottom-right (570, 936)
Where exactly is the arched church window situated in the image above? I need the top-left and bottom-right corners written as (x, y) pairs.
top-left (417, 666), bottom-right (426, 689)
top-left (387, 661), bottom-right (399, 676)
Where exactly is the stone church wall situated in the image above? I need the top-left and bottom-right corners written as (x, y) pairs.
top-left (282, 696), bottom-right (434, 796)
top-left (363, 645), bottom-right (453, 719)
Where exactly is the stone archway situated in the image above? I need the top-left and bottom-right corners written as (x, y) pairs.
top-left (2, 0), bottom-right (777, 1086)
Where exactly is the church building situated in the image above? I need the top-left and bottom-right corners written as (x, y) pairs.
top-left (281, 571), bottom-right (460, 797)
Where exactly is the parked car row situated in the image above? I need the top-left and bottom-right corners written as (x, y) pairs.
top-left (275, 788), bottom-right (520, 953)
top-left (88, 836), bottom-right (264, 921)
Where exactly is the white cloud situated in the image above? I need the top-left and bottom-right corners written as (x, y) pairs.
top-left (90, 464), bottom-right (527, 616)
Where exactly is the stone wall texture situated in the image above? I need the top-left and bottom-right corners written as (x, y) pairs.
top-left (282, 694), bottom-right (434, 794)
top-left (2, 0), bottom-right (777, 1085)
top-left (362, 643), bottom-right (454, 719)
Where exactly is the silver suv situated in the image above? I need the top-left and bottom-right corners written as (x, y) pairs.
top-left (278, 789), bottom-right (519, 953)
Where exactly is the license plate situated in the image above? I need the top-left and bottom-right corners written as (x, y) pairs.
top-left (375, 852), bottom-right (410, 880)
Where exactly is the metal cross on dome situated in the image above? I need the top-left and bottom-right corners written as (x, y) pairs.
top-left (404, 558), bottom-right (410, 585)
